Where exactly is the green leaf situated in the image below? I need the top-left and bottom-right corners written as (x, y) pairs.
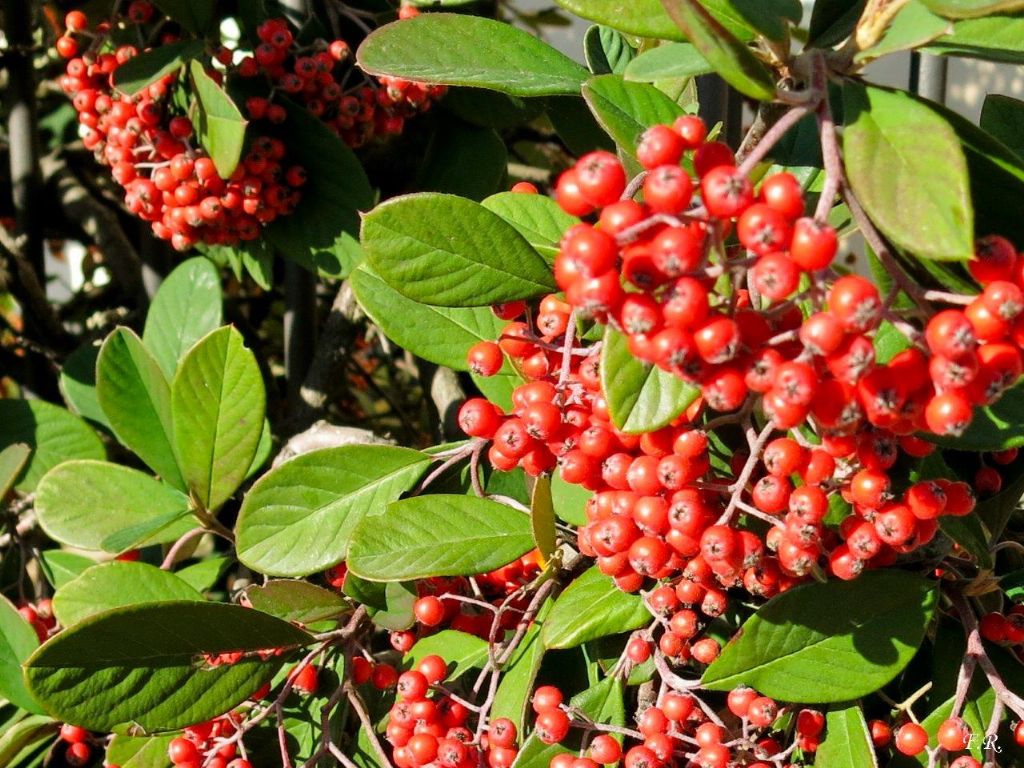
top-left (481, 192), bottom-right (580, 263)
top-left (530, 475), bottom-right (558, 562)
top-left (492, 600), bottom-right (551, 733)
top-left (552, 0), bottom-right (756, 41)
top-left (442, 88), bottom-right (545, 131)
top-left (106, 734), bottom-right (176, 768)
top-left (143, 257), bottom-right (223, 381)
top-left (177, 556), bottom-right (232, 593)
top-left (920, 0), bottom-right (1024, 18)
top-left (915, 688), bottom-right (996, 763)
top-left (350, 265), bottom-right (508, 371)
top-left (52, 561), bottom-right (203, 627)
top-left (245, 581), bottom-right (349, 625)
top-left (152, 0), bottom-right (213, 34)
top-left (97, 327), bottom-right (184, 489)
top-left (35, 460), bottom-right (192, 552)
top-left (38, 551), bottom-right (96, 590)
top-left (189, 62), bottom-right (247, 179)
top-left (854, 1), bottom-right (951, 62)
top-left (171, 326), bottom-right (266, 510)
top-left (623, 43), bottom-right (713, 82)
top-left (406, 631), bottom-right (489, 681)
top-left (727, 0), bottom-right (803, 40)
top-left (546, 96), bottom-right (617, 156)
top-left (551, 468), bottom-right (590, 526)
top-left (0, 399), bottom-right (105, 493)
top-left (582, 75), bottom-right (686, 157)
top-left (236, 445), bottom-right (430, 578)
top-left (585, 26), bottom-right (635, 75)
top-left (372, 582), bottom-right (418, 631)
top-left (980, 94), bottom-right (1024, 160)
top-left (701, 570), bottom-right (937, 702)
top-left (25, 602), bottom-right (311, 732)
top-left (112, 41), bottom-right (205, 96)
top-left (929, 13), bottom-right (1024, 62)
top-left (658, 0), bottom-right (776, 100)
top-left (357, 14), bottom-right (588, 97)
top-left (0, 443), bottom-right (29, 500)
top-left (927, 98), bottom-right (1024, 247)
top-left (363, 193), bottom-right (556, 307)
top-left (940, 514), bottom-right (993, 569)
top-left (264, 98), bottom-right (373, 279)
top-left (809, 0), bottom-right (866, 46)
top-left (0, 595), bottom-right (43, 714)
top-left (873, 320), bottom-right (913, 363)
top-left (815, 704), bottom-right (878, 768)
top-left (0, 714), bottom-right (56, 766)
top-left (543, 567), bottom-right (649, 649)
top-left (59, 342), bottom-right (110, 429)
top-left (843, 84), bottom-right (973, 261)
top-left (348, 495), bottom-right (535, 581)
top-left (600, 327), bottom-right (699, 434)
top-left (418, 119), bottom-right (508, 202)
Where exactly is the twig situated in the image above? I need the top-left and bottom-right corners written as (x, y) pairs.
top-left (735, 105), bottom-right (815, 178)
top-left (718, 422), bottom-right (775, 524)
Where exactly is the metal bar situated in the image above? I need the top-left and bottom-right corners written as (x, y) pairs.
top-left (696, 74), bottom-right (730, 139)
top-left (909, 51), bottom-right (948, 104)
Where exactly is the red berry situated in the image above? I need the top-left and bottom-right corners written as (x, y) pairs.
top-left (894, 723), bottom-right (928, 756)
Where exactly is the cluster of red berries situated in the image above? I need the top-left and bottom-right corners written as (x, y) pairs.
top-left (58, 724), bottom-right (96, 767)
top-left (327, 555), bottom-right (543, 648)
top-left (237, 17), bottom-right (445, 149)
top-left (873, 714), bottom-right (1024, 763)
top-left (56, 8), bottom-right (443, 250)
top-left (530, 683), bottom-right (825, 768)
top-left (979, 602), bottom-right (1024, 647)
top-left (553, 118), bottom-right (1024, 442)
top-left (57, 10), bottom-right (306, 251)
top-left (17, 598), bottom-right (56, 642)
top-left (382, 654), bottom-right (520, 768)
top-left (166, 713), bottom-right (252, 768)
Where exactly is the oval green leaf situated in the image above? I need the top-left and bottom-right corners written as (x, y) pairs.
top-left (0, 443), bottom-right (30, 500)
top-left (264, 98), bottom-right (373, 279)
top-left (921, 0), bottom-right (1024, 17)
top-left (112, 41), bottom-right (205, 96)
top-left (236, 445), bottom-right (431, 577)
top-left (658, 0), bottom-right (776, 100)
top-left (929, 13), bottom-right (1024, 63)
top-left (348, 495), bottom-right (535, 581)
top-left (623, 43), bottom-right (713, 82)
top-left (843, 84), bottom-right (973, 261)
top-left (363, 193), bottom-right (556, 307)
top-left (35, 460), bottom-right (192, 552)
top-left (53, 561), bottom-right (203, 627)
top-left (543, 567), bottom-right (650, 649)
top-left (552, 0), bottom-right (756, 41)
top-left (171, 326), bottom-right (266, 511)
top-left (25, 602), bottom-right (311, 732)
top-left (244, 580), bottom-right (350, 626)
top-left (190, 61), bottom-right (247, 179)
top-left (583, 75), bottom-right (686, 157)
top-left (0, 399), bottom-right (105, 493)
top-left (358, 14), bottom-right (588, 97)
top-left (97, 327), bottom-right (184, 489)
top-left (701, 570), bottom-right (937, 702)
top-left (143, 257), bottom-right (223, 381)
top-left (600, 327), bottom-right (699, 434)
top-left (351, 265), bottom-right (508, 371)
top-left (816, 704), bottom-right (878, 768)
top-left (492, 599), bottom-right (551, 733)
